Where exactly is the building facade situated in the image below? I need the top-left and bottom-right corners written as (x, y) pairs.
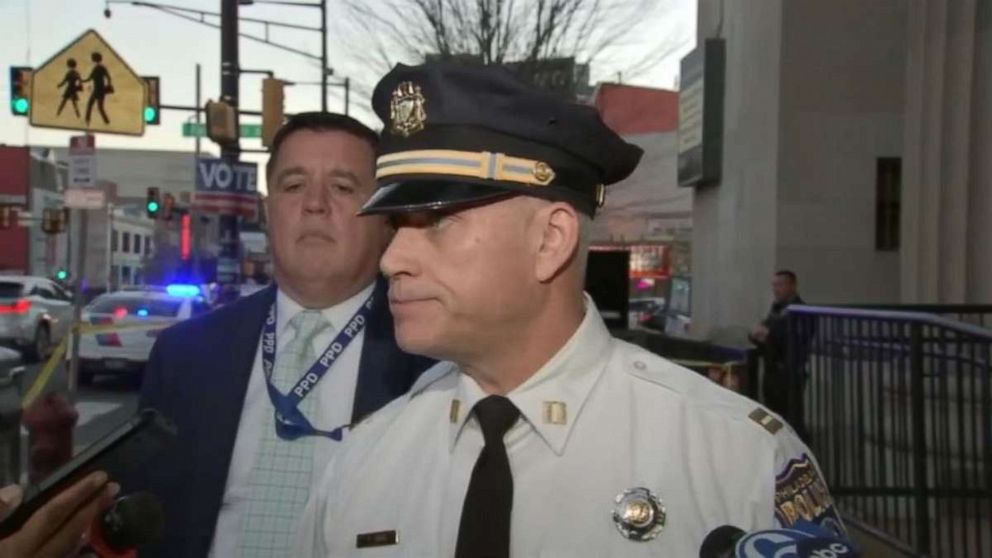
top-left (687, 0), bottom-right (990, 341)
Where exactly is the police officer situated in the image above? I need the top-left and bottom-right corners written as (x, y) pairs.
top-left (297, 62), bottom-right (843, 557)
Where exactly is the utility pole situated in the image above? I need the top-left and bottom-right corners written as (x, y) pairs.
top-left (219, 0), bottom-right (241, 296)
top-left (67, 210), bottom-right (87, 400)
top-left (320, 0), bottom-right (328, 111)
top-left (192, 63), bottom-right (202, 281)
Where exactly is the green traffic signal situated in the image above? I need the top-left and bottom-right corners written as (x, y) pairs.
top-left (147, 201), bottom-right (160, 213)
top-left (144, 106), bottom-right (157, 123)
top-left (55, 269), bottom-right (68, 280)
top-left (12, 97), bottom-right (28, 115)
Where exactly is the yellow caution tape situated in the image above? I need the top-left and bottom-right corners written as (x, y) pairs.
top-left (21, 320), bottom-right (171, 409)
top-left (22, 336), bottom-right (68, 409)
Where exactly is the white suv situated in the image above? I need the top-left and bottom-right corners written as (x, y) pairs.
top-left (0, 276), bottom-right (74, 361)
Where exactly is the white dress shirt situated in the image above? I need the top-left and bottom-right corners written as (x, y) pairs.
top-left (208, 283), bottom-right (374, 558)
top-left (297, 296), bottom-right (842, 557)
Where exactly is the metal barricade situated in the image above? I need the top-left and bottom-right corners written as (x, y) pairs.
top-left (786, 305), bottom-right (992, 557)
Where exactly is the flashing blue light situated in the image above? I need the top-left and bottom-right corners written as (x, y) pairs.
top-left (137, 308), bottom-right (150, 317)
top-left (166, 284), bottom-right (200, 297)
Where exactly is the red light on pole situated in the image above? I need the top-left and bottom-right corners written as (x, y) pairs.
top-left (180, 214), bottom-right (192, 260)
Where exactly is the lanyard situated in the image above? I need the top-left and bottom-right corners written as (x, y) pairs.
top-left (261, 293), bottom-right (374, 441)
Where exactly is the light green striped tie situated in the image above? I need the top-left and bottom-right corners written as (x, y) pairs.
top-left (239, 310), bottom-right (330, 557)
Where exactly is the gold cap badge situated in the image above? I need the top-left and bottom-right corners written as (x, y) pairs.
top-left (390, 81), bottom-right (427, 137)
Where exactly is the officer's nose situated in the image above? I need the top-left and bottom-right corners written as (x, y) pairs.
top-left (302, 182), bottom-right (330, 216)
top-left (381, 223), bottom-right (419, 280)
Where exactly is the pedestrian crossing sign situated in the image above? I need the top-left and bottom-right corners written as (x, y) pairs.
top-left (29, 29), bottom-right (146, 136)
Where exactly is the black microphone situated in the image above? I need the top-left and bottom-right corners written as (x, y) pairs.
top-left (84, 492), bottom-right (164, 558)
top-left (699, 525), bottom-right (745, 558)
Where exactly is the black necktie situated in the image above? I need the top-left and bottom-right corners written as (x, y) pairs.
top-left (455, 395), bottom-right (521, 558)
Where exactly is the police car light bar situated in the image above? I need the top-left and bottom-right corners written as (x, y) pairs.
top-left (166, 284), bottom-right (200, 297)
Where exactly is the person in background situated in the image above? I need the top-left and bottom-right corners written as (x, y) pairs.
top-left (121, 112), bottom-right (434, 558)
top-left (750, 269), bottom-right (811, 441)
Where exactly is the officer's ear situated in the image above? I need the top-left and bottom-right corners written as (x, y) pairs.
top-left (532, 201), bottom-right (581, 283)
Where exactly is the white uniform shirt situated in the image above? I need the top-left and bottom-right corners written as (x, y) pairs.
top-left (208, 283), bottom-right (374, 558)
top-left (297, 298), bottom-right (841, 557)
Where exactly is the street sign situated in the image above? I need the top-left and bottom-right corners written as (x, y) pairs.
top-left (68, 134), bottom-right (97, 188)
top-left (30, 29), bottom-right (146, 136)
top-left (182, 122), bottom-right (262, 138)
top-left (193, 158), bottom-right (258, 218)
top-left (64, 188), bottom-right (106, 209)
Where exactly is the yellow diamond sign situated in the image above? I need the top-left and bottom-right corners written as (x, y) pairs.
top-left (30, 29), bottom-right (146, 136)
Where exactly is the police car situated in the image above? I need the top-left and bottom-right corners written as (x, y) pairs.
top-left (77, 285), bottom-right (212, 384)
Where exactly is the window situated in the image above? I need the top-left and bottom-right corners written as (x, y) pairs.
top-left (135, 235), bottom-right (142, 255)
top-left (0, 282), bottom-right (25, 298)
top-left (111, 230), bottom-right (119, 252)
top-left (32, 286), bottom-right (55, 299)
top-left (122, 232), bottom-right (131, 254)
top-left (875, 157), bottom-right (901, 251)
top-left (122, 266), bottom-right (132, 285)
top-left (52, 284), bottom-right (71, 301)
top-left (145, 236), bottom-right (152, 255)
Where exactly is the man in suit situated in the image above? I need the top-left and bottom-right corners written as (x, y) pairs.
top-left (124, 112), bottom-right (434, 558)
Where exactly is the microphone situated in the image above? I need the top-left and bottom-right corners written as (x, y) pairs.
top-left (700, 521), bottom-right (861, 558)
top-left (83, 492), bottom-right (164, 558)
top-left (698, 525), bottom-right (745, 558)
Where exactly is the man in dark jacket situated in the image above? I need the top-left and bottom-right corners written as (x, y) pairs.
top-left (750, 270), bottom-right (810, 441)
top-left (121, 112), bottom-right (435, 558)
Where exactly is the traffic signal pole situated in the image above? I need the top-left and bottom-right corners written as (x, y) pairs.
top-left (218, 0), bottom-right (241, 297)
top-left (67, 209), bottom-right (87, 401)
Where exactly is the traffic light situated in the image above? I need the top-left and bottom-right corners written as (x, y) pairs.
top-left (162, 192), bottom-right (175, 221)
top-left (55, 269), bottom-right (69, 281)
top-left (41, 208), bottom-right (68, 234)
top-left (206, 100), bottom-right (238, 144)
top-left (9, 67), bottom-right (32, 116)
top-left (146, 187), bottom-right (161, 218)
top-left (261, 78), bottom-right (285, 148)
top-left (143, 76), bottom-right (161, 125)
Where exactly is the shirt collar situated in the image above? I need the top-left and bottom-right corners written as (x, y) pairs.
top-left (447, 294), bottom-right (614, 456)
top-left (275, 282), bottom-right (376, 337)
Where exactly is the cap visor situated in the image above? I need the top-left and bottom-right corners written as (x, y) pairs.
top-left (358, 180), bottom-right (513, 215)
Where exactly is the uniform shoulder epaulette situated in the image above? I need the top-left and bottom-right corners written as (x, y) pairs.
top-left (747, 406), bottom-right (784, 435)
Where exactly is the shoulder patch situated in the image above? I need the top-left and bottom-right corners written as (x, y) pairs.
top-left (775, 453), bottom-right (845, 537)
top-left (748, 407), bottom-right (784, 434)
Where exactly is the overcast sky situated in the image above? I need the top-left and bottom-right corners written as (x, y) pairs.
top-left (0, 0), bottom-right (695, 192)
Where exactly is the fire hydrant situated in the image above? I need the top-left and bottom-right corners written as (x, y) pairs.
top-left (22, 392), bottom-right (78, 484)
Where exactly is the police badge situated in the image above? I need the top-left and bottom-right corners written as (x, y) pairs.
top-left (390, 81), bottom-right (427, 137)
top-left (612, 487), bottom-right (666, 541)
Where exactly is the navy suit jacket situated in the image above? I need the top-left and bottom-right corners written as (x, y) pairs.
top-left (123, 278), bottom-right (434, 558)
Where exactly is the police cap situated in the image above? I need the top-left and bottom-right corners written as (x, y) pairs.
top-left (359, 62), bottom-right (643, 216)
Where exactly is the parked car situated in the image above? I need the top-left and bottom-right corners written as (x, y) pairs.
top-left (0, 276), bottom-right (74, 362)
top-left (76, 286), bottom-right (213, 384)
